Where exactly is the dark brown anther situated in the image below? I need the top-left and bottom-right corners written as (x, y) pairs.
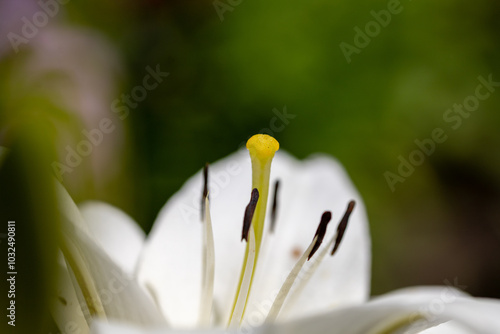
top-left (331, 200), bottom-right (355, 256)
top-left (308, 211), bottom-right (332, 260)
top-left (270, 180), bottom-right (280, 233)
top-left (201, 163), bottom-right (209, 222)
top-left (242, 188), bottom-right (259, 242)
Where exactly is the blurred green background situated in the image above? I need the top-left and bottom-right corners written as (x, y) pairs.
top-left (1, 0), bottom-right (500, 331)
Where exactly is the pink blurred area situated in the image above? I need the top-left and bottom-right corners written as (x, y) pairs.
top-left (1, 0), bottom-right (127, 197)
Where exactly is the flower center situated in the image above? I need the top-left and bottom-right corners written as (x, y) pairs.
top-left (201, 134), bottom-right (355, 328)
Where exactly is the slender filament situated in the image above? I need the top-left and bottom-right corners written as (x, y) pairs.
top-left (199, 196), bottom-right (215, 326)
top-left (265, 236), bottom-right (318, 323)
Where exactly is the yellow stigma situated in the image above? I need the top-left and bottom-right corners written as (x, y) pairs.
top-left (245, 134), bottom-right (279, 244)
top-left (246, 134), bottom-right (280, 162)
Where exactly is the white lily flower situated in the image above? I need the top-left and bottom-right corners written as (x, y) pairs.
top-left (53, 134), bottom-right (500, 334)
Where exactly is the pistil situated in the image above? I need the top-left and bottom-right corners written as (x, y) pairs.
top-left (228, 134), bottom-right (279, 327)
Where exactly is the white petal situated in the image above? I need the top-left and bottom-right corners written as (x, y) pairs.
top-left (417, 321), bottom-right (474, 334)
top-left (79, 201), bottom-right (146, 275)
top-left (245, 152), bottom-right (371, 323)
top-left (90, 320), bottom-right (237, 334)
top-left (137, 150), bottom-right (251, 327)
top-left (262, 286), bottom-right (500, 334)
top-left (63, 224), bottom-right (166, 326)
top-left (56, 182), bottom-right (165, 326)
top-left (56, 180), bottom-right (91, 234)
top-left (438, 297), bottom-right (500, 333)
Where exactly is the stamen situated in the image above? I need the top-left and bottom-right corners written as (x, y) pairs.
top-left (242, 188), bottom-right (259, 242)
top-left (331, 200), bottom-right (355, 256)
top-left (279, 201), bottom-right (356, 318)
top-left (270, 180), bottom-right (280, 233)
top-left (200, 163), bottom-right (209, 221)
top-left (229, 228), bottom-right (256, 328)
top-left (199, 195), bottom-right (215, 326)
top-left (231, 188), bottom-right (259, 327)
top-left (266, 212), bottom-right (332, 323)
top-left (308, 211), bottom-right (332, 260)
top-left (228, 134), bottom-right (279, 326)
